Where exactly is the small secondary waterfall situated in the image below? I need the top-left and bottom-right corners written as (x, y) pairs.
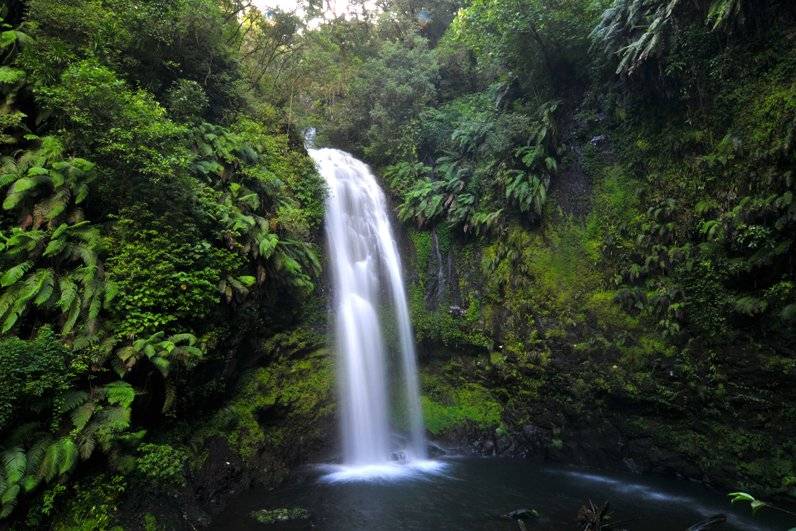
top-left (310, 148), bottom-right (427, 467)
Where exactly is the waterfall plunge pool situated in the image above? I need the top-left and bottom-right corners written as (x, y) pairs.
top-left (316, 459), bottom-right (447, 483)
top-left (209, 457), bottom-right (789, 530)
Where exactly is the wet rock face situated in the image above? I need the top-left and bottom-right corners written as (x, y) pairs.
top-left (522, 424), bottom-right (550, 446)
top-left (193, 436), bottom-right (248, 514)
top-left (421, 392), bottom-right (731, 490)
top-left (423, 226), bottom-right (462, 311)
top-left (116, 436), bottom-right (252, 530)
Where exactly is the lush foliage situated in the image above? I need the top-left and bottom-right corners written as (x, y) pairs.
top-left (0, 0), bottom-right (325, 523)
top-left (2, 0), bottom-right (795, 525)
top-left (288, 0), bottom-right (796, 509)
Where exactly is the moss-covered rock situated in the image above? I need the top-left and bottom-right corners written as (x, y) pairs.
top-left (420, 372), bottom-right (503, 437)
top-left (192, 327), bottom-right (335, 469)
top-left (250, 507), bottom-right (310, 525)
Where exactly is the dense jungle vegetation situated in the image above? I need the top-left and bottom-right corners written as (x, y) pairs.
top-left (0, 0), bottom-right (794, 527)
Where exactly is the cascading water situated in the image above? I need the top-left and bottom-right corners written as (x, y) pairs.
top-left (310, 147), bottom-right (440, 481)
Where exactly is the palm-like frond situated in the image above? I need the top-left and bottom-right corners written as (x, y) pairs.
top-left (0, 138), bottom-right (96, 228)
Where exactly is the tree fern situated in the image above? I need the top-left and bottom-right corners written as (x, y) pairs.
top-left (32, 269), bottom-right (55, 306)
top-left (102, 382), bottom-right (135, 408)
top-left (706, 0), bottom-right (744, 30)
top-left (0, 222), bottom-right (112, 337)
top-left (0, 260), bottom-right (31, 287)
top-left (1, 450), bottom-right (25, 486)
top-left (70, 402), bottom-right (96, 432)
top-left (40, 438), bottom-right (77, 481)
top-left (113, 332), bottom-right (203, 377)
top-left (591, 0), bottom-right (682, 75)
top-left (0, 376), bottom-right (137, 516)
top-left (0, 138), bottom-right (96, 228)
top-left (0, 484), bottom-right (19, 517)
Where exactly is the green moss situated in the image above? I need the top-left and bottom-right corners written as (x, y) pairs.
top-left (409, 228), bottom-right (432, 272)
top-left (584, 163), bottom-right (641, 260)
top-left (47, 475), bottom-right (127, 531)
top-left (194, 331), bottom-right (334, 462)
top-left (435, 222), bottom-right (453, 255)
top-left (250, 507), bottom-right (310, 524)
top-left (420, 375), bottom-right (502, 436)
top-left (134, 443), bottom-right (188, 490)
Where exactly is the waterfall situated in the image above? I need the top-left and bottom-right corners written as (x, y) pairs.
top-left (309, 148), bottom-right (429, 473)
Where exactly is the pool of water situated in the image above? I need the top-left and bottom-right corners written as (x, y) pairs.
top-left (211, 457), bottom-right (790, 530)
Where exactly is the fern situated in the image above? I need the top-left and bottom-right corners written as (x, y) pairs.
top-left (0, 222), bottom-right (112, 337)
top-left (707, 0), bottom-right (744, 30)
top-left (1, 450), bottom-right (25, 485)
top-left (0, 139), bottom-right (95, 228)
top-left (40, 438), bottom-right (77, 481)
top-left (113, 332), bottom-right (203, 377)
top-left (60, 390), bottom-right (88, 412)
top-left (0, 260), bottom-right (31, 287)
top-left (592, 0), bottom-right (683, 75)
top-left (733, 296), bottom-right (767, 316)
top-left (70, 402), bottom-right (95, 432)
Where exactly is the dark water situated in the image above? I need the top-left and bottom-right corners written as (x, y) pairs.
top-left (211, 457), bottom-right (791, 530)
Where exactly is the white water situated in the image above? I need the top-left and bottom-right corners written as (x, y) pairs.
top-left (310, 148), bottom-right (430, 477)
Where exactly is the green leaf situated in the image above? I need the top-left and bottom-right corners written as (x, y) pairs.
top-left (74, 183), bottom-right (89, 204)
top-left (58, 439), bottom-right (77, 475)
top-left (20, 475), bottom-right (39, 493)
top-left (61, 391), bottom-right (89, 412)
top-left (258, 233), bottom-right (279, 258)
top-left (26, 167), bottom-right (49, 177)
top-left (238, 275), bottom-right (256, 287)
top-left (750, 499), bottom-right (766, 513)
top-left (0, 261), bottom-right (31, 287)
top-left (6, 175), bottom-right (40, 198)
top-left (2, 449), bottom-right (26, 485)
top-left (728, 491), bottom-right (755, 503)
top-left (32, 270), bottom-right (54, 306)
top-left (40, 442), bottom-right (61, 481)
top-left (169, 333), bottom-right (196, 346)
top-left (71, 403), bottom-right (96, 431)
top-left (61, 294), bottom-right (81, 335)
top-left (151, 356), bottom-right (170, 377)
top-left (0, 483), bottom-right (19, 506)
top-left (104, 381), bottom-right (135, 408)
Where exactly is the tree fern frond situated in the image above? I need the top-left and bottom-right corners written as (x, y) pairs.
top-left (61, 296), bottom-right (81, 335)
top-left (95, 407), bottom-right (131, 434)
top-left (59, 439), bottom-right (78, 475)
top-left (1, 449), bottom-right (26, 485)
top-left (169, 333), bottom-right (197, 346)
top-left (70, 402), bottom-right (95, 431)
top-left (77, 437), bottom-right (95, 461)
top-left (103, 382), bottom-right (135, 408)
top-left (23, 437), bottom-right (51, 479)
top-left (57, 277), bottom-right (78, 313)
top-left (61, 391), bottom-right (89, 412)
top-left (0, 260), bottom-right (32, 287)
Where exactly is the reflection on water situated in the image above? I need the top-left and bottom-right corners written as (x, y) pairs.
top-left (210, 458), bottom-right (790, 530)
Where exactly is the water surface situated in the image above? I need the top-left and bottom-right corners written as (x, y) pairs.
top-left (212, 457), bottom-right (790, 530)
